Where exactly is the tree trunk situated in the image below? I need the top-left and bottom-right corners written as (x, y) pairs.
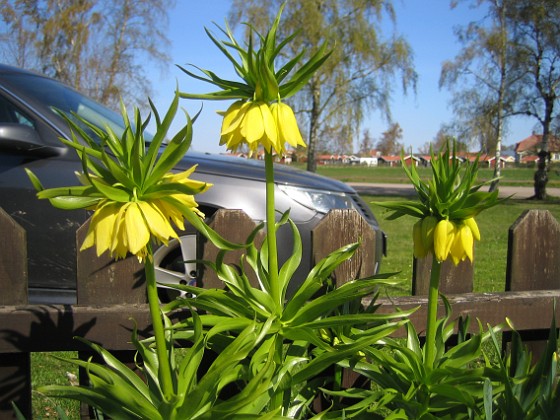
top-left (306, 80), bottom-right (321, 173)
top-left (533, 98), bottom-right (554, 200)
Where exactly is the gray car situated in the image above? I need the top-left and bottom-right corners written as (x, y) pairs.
top-left (0, 64), bottom-right (386, 304)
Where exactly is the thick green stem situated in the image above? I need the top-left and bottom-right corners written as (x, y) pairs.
top-left (145, 244), bottom-right (174, 400)
top-left (265, 151), bottom-right (280, 307)
top-left (424, 255), bottom-right (442, 370)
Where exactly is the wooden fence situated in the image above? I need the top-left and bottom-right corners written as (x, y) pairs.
top-left (0, 208), bottom-right (559, 419)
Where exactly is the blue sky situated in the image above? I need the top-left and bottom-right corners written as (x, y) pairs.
top-left (149, 1), bottom-right (537, 154)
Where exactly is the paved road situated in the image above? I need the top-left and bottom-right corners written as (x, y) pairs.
top-left (349, 182), bottom-right (560, 200)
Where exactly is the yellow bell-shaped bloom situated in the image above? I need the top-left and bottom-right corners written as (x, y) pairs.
top-left (219, 100), bottom-right (282, 154)
top-left (449, 223), bottom-right (474, 265)
top-left (270, 102), bottom-right (306, 152)
top-left (433, 219), bottom-right (456, 262)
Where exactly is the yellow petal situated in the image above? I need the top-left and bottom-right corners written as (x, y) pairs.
top-left (449, 225), bottom-right (464, 266)
top-left (111, 205), bottom-right (130, 259)
top-left (434, 219), bottom-right (455, 262)
top-left (89, 202), bottom-right (120, 256)
top-left (460, 224), bottom-right (474, 262)
top-left (272, 102), bottom-right (305, 149)
top-left (220, 100), bottom-right (246, 136)
top-left (464, 217), bottom-right (481, 241)
top-left (125, 202), bottom-right (150, 255)
top-left (421, 215), bottom-right (438, 252)
top-left (139, 201), bottom-right (178, 244)
top-left (241, 102), bottom-right (265, 143)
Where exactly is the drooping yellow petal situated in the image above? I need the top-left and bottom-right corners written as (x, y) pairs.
top-left (111, 204), bottom-right (130, 259)
top-left (241, 102), bottom-right (266, 144)
top-left (460, 223), bottom-right (474, 262)
top-left (85, 201), bottom-right (120, 256)
top-left (464, 217), bottom-right (481, 241)
top-left (124, 202), bottom-right (150, 255)
top-left (220, 100), bottom-right (247, 136)
top-left (138, 201), bottom-right (178, 245)
top-left (434, 219), bottom-right (455, 262)
top-left (271, 102), bottom-right (305, 150)
top-left (449, 225), bottom-right (465, 265)
top-left (421, 215), bottom-right (438, 253)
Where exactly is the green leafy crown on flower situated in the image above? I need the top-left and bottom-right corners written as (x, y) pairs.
top-left (178, 3), bottom-right (331, 155)
top-left (374, 141), bottom-right (503, 264)
top-left (25, 94), bottom-right (211, 261)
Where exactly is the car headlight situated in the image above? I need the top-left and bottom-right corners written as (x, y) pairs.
top-left (278, 184), bottom-right (357, 214)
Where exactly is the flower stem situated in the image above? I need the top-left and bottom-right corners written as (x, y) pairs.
top-left (265, 151), bottom-right (280, 308)
top-left (424, 255), bottom-right (442, 370)
top-left (145, 243), bottom-right (174, 400)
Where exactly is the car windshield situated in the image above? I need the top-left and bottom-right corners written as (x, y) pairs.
top-left (2, 72), bottom-right (152, 142)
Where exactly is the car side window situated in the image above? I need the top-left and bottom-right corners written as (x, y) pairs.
top-left (0, 95), bottom-right (35, 127)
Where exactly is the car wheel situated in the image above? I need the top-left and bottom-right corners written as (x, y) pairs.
top-left (152, 229), bottom-right (198, 302)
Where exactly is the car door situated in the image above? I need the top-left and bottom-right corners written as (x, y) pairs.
top-left (0, 91), bottom-right (87, 301)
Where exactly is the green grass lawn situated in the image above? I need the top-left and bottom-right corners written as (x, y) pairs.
top-left (291, 163), bottom-right (560, 187)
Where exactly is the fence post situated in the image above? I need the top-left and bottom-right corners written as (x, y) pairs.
top-left (75, 218), bottom-right (145, 419)
top-left (200, 209), bottom-right (264, 290)
top-left (311, 209), bottom-right (377, 287)
top-left (505, 209), bottom-right (560, 357)
top-left (412, 257), bottom-right (473, 295)
top-left (311, 209), bottom-right (377, 402)
top-left (0, 207), bottom-right (31, 419)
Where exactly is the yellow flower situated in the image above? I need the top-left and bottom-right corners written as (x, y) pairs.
top-left (433, 219), bottom-right (456, 262)
top-left (270, 102), bottom-right (306, 151)
top-left (80, 166), bottom-right (210, 262)
top-left (219, 100), bottom-right (282, 154)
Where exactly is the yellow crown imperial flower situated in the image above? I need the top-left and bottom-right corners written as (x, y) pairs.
top-left (373, 141), bottom-right (502, 266)
top-left (180, 4), bottom-right (330, 155)
top-left (219, 100), bottom-right (283, 154)
top-left (26, 94), bottom-right (212, 262)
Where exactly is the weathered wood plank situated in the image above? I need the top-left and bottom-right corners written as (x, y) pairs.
top-left (0, 208), bottom-right (30, 419)
top-left (0, 207), bottom-right (27, 305)
top-left (506, 210), bottom-right (560, 291)
top-left (412, 256), bottom-right (473, 295)
top-left (200, 209), bottom-right (264, 289)
top-left (371, 289), bottom-right (560, 337)
top-left (1, 289), bottom-right (558, 353)
top-left (505, 209), bottom-right (560, 358)
top-left (311, 209), bottom-right (376, 286)
top-left (76, 218), bottom-right (146, 305)
top-left (0, 304), bottom-right (155, 353)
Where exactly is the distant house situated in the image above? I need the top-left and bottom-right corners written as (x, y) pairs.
top-left (359, 157), bottom-right (378, 166)
top-left (515, 134), bottom-right (560, 163)
top-left (402, 154), bottom-right (421, 167)
top-left (379, 155), bottom-right (401, 167)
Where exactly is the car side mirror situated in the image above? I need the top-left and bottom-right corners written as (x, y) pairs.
top-left (0, 123), bottom-right (64, 157)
